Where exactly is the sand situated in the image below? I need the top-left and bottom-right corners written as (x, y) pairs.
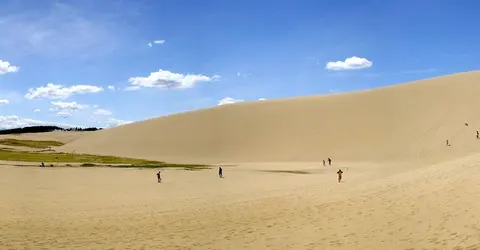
top-left (58, 71), bottom-right (480, 165)
top-left (2, 156), bottom-right (480, 249)
top-left (3, 71), bottom-right (480, 249)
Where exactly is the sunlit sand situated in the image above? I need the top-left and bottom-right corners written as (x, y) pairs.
top-left (3, 71), bottom-right (480, 249)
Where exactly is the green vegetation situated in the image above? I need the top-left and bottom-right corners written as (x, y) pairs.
top-left (0, 149), bottom-right (209, 170)
top-left (0, 139), bottom-right (65, 149)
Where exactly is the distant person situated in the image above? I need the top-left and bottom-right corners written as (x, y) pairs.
top-left (337, 169), bottom-right (343, 183)
top-left (465, 123), bottom-right (469, 126)
top-left (476, 131), bottom-right (479, 139)
top-left (328, 158), bottom-right (332, 166)
top-left (323, 160), bottom-right (326, 167)
top-left (446, 139), bottom-right (450, 146)
top-left (219, 167), bottom-right (223, 178)
top-left (41, 162), bottom-right (45, 168)
top-left (157, 170), bottom-right (162, 183)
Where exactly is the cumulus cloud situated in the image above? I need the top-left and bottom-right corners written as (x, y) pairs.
top-left (94, 108), bottom-right (112, 116)
top-left (107, 85), bottom-right (115, 90)
top-left (128, 69), bottom-right (218, 90)
top-left (49, 101), bottom-right (87, 118)
top-left (154, 40), bottom-right (165, 44)
top-left (51, 101), bottom-right (87, 110)
top-left (218, 97), bottom-right (244, 106)
top-left (0, 99), bottom-right (9, 104)
top-left (33, 108), bottom-right (41, 112)
top-left (258, 98), bottom-right (266, 101)
top-left (0, 115), bottom-right (77, 129)
top-left (147, 42), bottom-right (152, 47)
top-left (25, 83), bottom-right (103, 100)
top-left (325, 56), bottom-right (372, 71)
top-left (0, 60), bottom-right (19, 75)
top-left (56, 110), bottom-right (73, 118)
top-left (105, 118), bottom-right (132, 127)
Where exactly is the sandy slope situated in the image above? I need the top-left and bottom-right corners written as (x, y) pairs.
top-left (2, 155), bottom-right (480, 249)
top-left (59, 71), bottom-right (480, 164)
top-left (0, 131), bottom-right (86, 144)
top-left (4, 71), bottom-right (480, 249)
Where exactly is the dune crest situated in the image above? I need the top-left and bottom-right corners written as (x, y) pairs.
top-left (59, 71), bottom-right (480, 164)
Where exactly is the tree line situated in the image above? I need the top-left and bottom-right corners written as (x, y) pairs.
top-left (0, 126), bottom-right (102, 135)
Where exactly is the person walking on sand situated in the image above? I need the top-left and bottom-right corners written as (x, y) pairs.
top-left (337, 169), bottom-right (343, 183)
top-left (328, 158), bottom-right (332, 166)
top-left (156, 170), bottom-right (162, 183)
top-left (476, 131), bottom-right (479, 139)
top-left (323, 160), bottom-right (326, 167)
top-left (218, 166), bottom-right (223, 178)
top-left (446, 139), bottom-right (450, 146)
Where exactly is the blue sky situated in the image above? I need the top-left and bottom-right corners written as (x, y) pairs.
top-left (0, 0), bottom-right (479, 129)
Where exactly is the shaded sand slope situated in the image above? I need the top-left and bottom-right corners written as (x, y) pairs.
top-left (0, 131), bottom-right (86, 144)
top-left (59, 71), bottom-right (480, 164)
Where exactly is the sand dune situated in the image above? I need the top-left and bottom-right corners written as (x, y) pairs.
top-left (0, 131), bottom-right (86, 144)
top-left (60, 71), bottom-right (480, 164)
top-left (4, 71), bottom-right (480, 249)
top-left (2, 155), bottom-right (480, 249)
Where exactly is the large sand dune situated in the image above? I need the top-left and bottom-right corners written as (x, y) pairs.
top-left (4, 71), bottom-right (480, 249)
top-left (60, 71), bottom-right (480, 164)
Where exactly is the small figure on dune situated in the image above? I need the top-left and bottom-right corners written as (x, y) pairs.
top-left (219, 166), bottom-right (223, 178)
top-left (40, 162), bottom-right (45, 168)
top-left (323, 160), bottom-right (326, 167)
top-left (465, 122), bottom-right (469, 126)
top-left (328, 158), bottom-right (332, 166)
top-left (446, 139), bottom-right (450, 146)
top-left (337, 169), bottom-right (343, 183)
top-left (476, 131), bottom-right (479, 139)
top-left (157, 170), bottom-right (162, 183)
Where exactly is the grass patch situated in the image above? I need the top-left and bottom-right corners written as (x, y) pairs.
top-left (0, 149), bottom-right (210, 170)
top-left (0, 139), bottom-right (64, 149)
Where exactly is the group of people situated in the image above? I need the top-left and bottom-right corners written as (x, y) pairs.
top-left (446, 129), bottom-right (480, 147)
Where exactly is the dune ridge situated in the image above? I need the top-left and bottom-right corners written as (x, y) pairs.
top-left (58, 71), bottom-right (480, 164)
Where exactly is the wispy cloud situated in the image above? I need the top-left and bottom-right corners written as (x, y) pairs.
top-left (0, 2), bottom-right (119, 59)
top-left (25, 83), bottom-right (103, 100)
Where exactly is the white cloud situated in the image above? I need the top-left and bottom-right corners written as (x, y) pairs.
top-left (56, 110), bottom-right (73, 118)
top-left (325, 56), bottom-right (372, 71)
top-left (0, 115), bottom-right (77, 129)
top-left (33, 108), bottom-right (41, 112)
top-left (218, 97), bottom-right (244, 106)
top-left (153, 40), bottom-right (165, 44)
top-left (106, 118), bottom-right (132, 127)
top-left (107, 85), bottom-right (115, 90)
top-left (0, 99), bottom-right (9, 104)
top-left (128, 69), bottom-right (218, 90)
top-left (258, 98), bottom-right (266, 101)
top-left (147, 42), bottom-right (152, 47)
top-left (25, 83), bottom-right (103, 100)
top-left (51, 101), bottom-right (87, 110)
top-left (94, 108), bottom-right (112, 116)
top-left (0, 60), bottom-right (19, 75)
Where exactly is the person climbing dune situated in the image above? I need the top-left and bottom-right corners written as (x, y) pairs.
top-left (337, 169), bottom-right (343, 183)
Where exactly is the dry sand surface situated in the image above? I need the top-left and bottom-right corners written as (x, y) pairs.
top-left (59, 71), bottom-right (480, 165)
top-left (3, 71), bottom-right (480, 249)
top-left (0, 131), bottom-right (86, 144)
top-left (2, 157), bottom-right (480, 249)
